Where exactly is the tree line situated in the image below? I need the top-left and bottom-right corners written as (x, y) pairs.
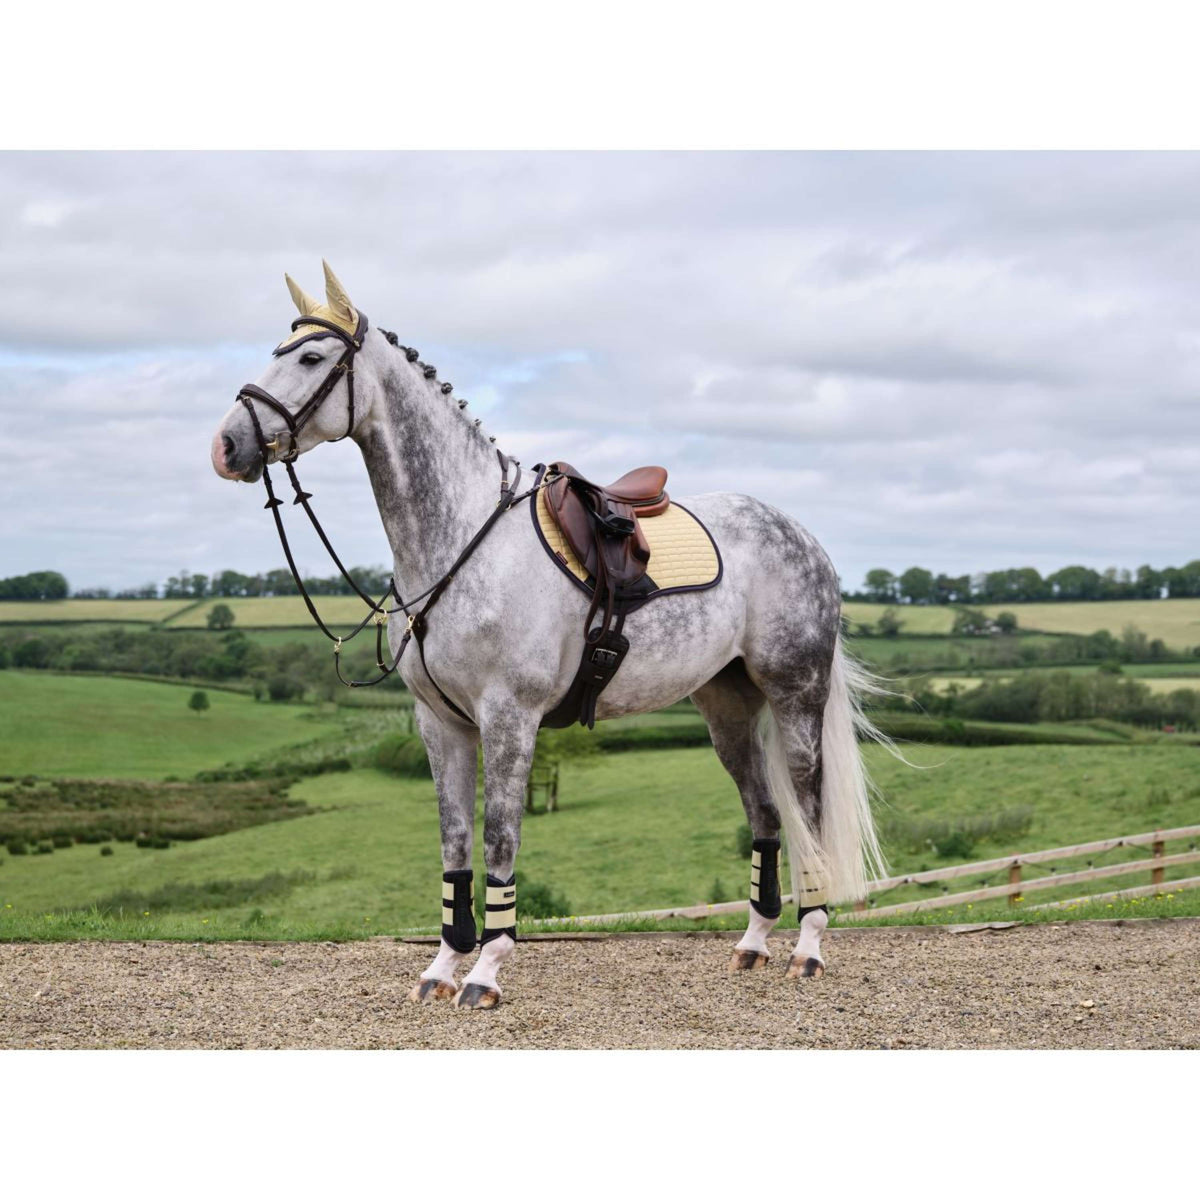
top-left (889, 669), bottom-right (1200, 732)
top-left (6, 566), bottom-right (393, 602)
top-left (850, 560), bottom-right (1200, 605)
top-left (0, 624), bottom-right (382, 702)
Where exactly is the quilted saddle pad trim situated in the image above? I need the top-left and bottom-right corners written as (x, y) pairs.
top-left (530, 486), bottom-right (723, 602)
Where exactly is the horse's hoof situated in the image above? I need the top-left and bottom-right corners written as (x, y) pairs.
top-left (454, 983), bottom-right (502, 1010)
top-left (409, 978), bottom-right (458, 1003)
top-left (728, 949), bottom-right (769, 973)
top-left (786, 955), bottom-right (825, 980)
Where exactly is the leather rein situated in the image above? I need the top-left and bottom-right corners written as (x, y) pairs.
top-left (235, 309), bottom-right (540, 715)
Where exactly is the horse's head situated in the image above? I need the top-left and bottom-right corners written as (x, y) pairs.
top-left (212, 262), bottom-right (380, 481)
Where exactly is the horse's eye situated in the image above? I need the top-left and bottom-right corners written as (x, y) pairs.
top-left (300, 352), bottom-right (324, 366)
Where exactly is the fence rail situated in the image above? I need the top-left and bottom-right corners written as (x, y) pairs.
top-left (543, 824), bottom-right (1200, 928)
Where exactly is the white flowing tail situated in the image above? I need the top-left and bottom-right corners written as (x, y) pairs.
top-left (758, 636), bottom-right (890, 904)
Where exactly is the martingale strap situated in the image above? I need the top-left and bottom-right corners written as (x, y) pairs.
top-left (480, 874), bottom-right (517, 945)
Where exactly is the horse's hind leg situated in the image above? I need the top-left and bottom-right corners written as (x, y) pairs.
top-left (690, 661), bottom-right (784, 973)
top-left (759, 688), bottom-right (830, 980)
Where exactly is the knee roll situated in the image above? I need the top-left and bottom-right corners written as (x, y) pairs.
top-left (480, 873), bottom-right (517, 946)
top-left (749, 838), bottom-right (782, 920)
top-left (441, 868), bottom-right (477, 953)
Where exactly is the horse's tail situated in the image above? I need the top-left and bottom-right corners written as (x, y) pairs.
top-left (759, 634), bottom-right (890, 905)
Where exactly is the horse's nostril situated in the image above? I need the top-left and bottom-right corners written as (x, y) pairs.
top-left (222, 435), bottom-right (236, 464)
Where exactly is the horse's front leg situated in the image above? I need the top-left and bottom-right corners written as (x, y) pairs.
top-left (409, 702), bottom-right (481, 1003)
top-left (455, 706), bottom-right (539, 1010)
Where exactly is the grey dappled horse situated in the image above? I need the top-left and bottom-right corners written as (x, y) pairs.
top-left (211, 263), bottom-right (886, 1009)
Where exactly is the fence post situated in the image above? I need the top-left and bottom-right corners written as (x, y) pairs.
top-left (1008, 862), bottom-right (1022, 906)
top-left (1152, 838), bottom-right (1165, 888)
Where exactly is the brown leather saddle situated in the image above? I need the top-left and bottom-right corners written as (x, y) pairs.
top-left (540, 461), bottom-right (671, 729)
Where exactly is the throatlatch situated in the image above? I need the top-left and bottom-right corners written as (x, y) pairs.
top-left (481, 874), bottom-right (517, 945)
top-left (749, 838), bottom-right (783, 920)
top-left (441, 869), bottom-right (476, 953)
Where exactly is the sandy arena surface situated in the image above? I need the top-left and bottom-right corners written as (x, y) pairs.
top-left (2, 921), bottom-right (1197, 1049)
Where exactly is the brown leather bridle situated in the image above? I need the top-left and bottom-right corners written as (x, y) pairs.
top-left (237, 311), bottom-right (368, 462)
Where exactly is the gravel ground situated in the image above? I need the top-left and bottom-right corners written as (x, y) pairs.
top-left (2, 920), bottom-right (1197, 1049)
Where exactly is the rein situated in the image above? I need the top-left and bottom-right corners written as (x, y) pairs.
top-left (236, 310), bottom-right (542, 715)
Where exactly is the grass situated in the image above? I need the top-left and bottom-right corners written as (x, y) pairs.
top-left (166, 596), bottom-right (373, 628)
top-left (842, 603), bottom-right (956, 634)
top-left (4, 736), bottom-right (1200, 939)
top-left (847, 633), bottom-right (1066, 671)
top-left (0, 599), bottom-right (193, 623)
top-left (5, 594), bottom-right (1198, 648)
top-left (0, 672), bottom-right (359, 778)
top-left (843, 598), bottom-right (1200, 649)
top-left (916, 669), bottom-right (1200, 697)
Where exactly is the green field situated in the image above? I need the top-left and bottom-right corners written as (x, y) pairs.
top-left (844, 598), bottom-right (1200, 649)
top-left (842, 602), bottom-right (956, 634)
top-left (165, 596), bottom-right (373, 628)
top-left (927, 671), bottom-right (1200, 697)
top-left (0, 673), bottom-right (361, 778)
top-left (3, 667), bottom-right (1198, 937)
top-left (0, 599), bottom-right (194, 624)
top-left (5, 595), bottom-right (1197, 646)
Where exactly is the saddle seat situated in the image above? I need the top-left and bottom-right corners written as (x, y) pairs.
top-left (544, 461), bottom-right (670, 592)
top-left (599, 465), bottom-right (669, 510)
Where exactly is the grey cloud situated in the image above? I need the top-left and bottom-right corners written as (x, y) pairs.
top-left (2, 152), bottom-right (1199, 593)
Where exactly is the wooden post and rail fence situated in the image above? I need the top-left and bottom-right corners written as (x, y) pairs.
top-left (542, 823), bottom-right (1200, 928)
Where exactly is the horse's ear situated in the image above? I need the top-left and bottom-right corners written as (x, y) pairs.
top-left (285, 273), bottom-right (320, 316)
top-left (322, 260), bottom-right (356, 322)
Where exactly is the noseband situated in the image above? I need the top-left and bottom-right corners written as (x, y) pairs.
top-left (237, 311), bottom-right (368, 462)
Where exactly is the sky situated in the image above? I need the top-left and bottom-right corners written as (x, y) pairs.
top-left (2, 151), bottom-right (1199, 594)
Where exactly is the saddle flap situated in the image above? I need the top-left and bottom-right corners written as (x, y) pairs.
top-left (545, 475), bottom-right (600, 577)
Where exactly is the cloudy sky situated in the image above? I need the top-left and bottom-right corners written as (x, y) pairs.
top-left (2, 151), bottom-right (1198, 594)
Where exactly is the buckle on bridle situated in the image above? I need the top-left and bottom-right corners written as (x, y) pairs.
top-left (264, 430), bottom-right (297, 462)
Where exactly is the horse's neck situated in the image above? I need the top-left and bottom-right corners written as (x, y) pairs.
top-left (355, 354), bottom-right (501, 598)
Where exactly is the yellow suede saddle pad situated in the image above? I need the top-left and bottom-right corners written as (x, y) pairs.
top-left (533, 485), bottom-right (722, 598)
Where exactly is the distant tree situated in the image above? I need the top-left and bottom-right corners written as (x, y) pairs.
top-left (1046, 565), bottom-right (1103, 601)
top-left (206, 603), bottom-right (236, 631)
top-left (952, 608), bottom-right (991, 636)
top-left (1120, 624), bottom-right (1149, 661)
top-left (190, 573), bottom-right (210, 599)
top-left (877, 607), bottom-right (904, 637)
top-left (264, 568), bottom-right (297, 596)
top-left (934, 573), bottom-right (970, 605)
top-left (188, 690), bottom-right (210, 715)
top-left (13, 638), bottom-right (51, 667)
top-left (1135, 564), bottom-right (1163, 599)
top-left (994, 611), bottom-right (1019, 634)
top-left (864, 569), bottom-right (898, 603)
top-left (898, 567), bottom-right (934, 605)
top-left (1014, 567), bottom-right (1048, 602)
top-left (0, 571), bottom-right (69, 600)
